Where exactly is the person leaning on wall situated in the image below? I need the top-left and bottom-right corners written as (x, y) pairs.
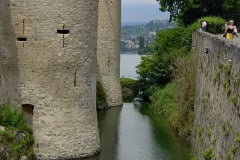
top-left (224, 20), bottom-right (238, 40)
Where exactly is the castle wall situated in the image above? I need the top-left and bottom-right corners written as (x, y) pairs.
top-left (192, 31), bottom-right (240, 160)
top-left (0, 0), bottom-right (21, 104)
top-left (97, 0), bottom-right (122, 107)
top-left (0, 1), bottom-right (100, 159)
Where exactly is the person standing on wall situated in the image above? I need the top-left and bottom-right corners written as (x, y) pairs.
top-left (224, 20), bottom-right (238, 40)
top-left (199, 20), bottom-right (207, 32)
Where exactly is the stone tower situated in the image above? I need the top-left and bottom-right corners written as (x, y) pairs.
top-left (0, 1), bottom-right (100, 159)
top-left (97, 0), bottom-right (122, 107)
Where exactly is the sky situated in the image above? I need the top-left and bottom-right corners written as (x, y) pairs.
top-left (121, 0), bottom-right (170, 23)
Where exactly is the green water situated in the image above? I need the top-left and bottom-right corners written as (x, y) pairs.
top-left (84, 103), bottom-right (189, 160)
top-left (84, 53), bottom-right (189, 160)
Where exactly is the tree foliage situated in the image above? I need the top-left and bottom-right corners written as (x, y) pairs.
top-left (120, 78), bottom-right (138, 102)
top-left (136, 16), bottom-right (224, 100)
top-left (136, 27), bottom-right (191, 97)
top-left (136, 16), bottom-right (225, 146)
top-left (157, 0), bottom-right (240, 25)
top-left (149, 83), bottom-right (176, 116)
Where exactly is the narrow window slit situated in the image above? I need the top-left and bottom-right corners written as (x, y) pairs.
top-left (22, 19), bottom-right (25, 34)
top-left (74, 71), bottom-right (77, 87)
top-left (17, 37), bottom-right (27, 41)
top-left (57, 24), bottom-right (70, 48)
top-left (107, 57), bottom-right (110, 67)
top-left (57, 29), bottom-right (70, 34)
top-left (17, 37), bottom-right (27, 47)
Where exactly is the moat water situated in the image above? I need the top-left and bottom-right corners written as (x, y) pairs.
top-left (83, 52), bottom-right (189, 160)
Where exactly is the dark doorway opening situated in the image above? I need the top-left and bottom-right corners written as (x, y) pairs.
top-left (21, 104), bottom-right (34, 126)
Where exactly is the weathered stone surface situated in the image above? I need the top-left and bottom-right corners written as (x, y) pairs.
top-left (0, 145), bottom-right (8, 160)
top-left (97, 0), bottom-right (122, 107)
top-left (0, 126), bottom-right (5, 131)
top-left (20, 155), bottom-right (28, 160)
top-left (192, 31), bottom-right (240, 160)
top-left (0, 1), bottom-right (101, 159)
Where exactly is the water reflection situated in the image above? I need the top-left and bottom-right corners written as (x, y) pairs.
top-left (83, 103), bottom-right (189, 160)
top-left (116, 103), bottom-right (169, 160)
top-left (83, 53), bottom-right (189, 160)
top-left (83, 107), bottom-right (122, 160)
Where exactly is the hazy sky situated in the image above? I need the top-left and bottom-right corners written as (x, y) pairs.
top-left (121, 0), bottom-right (170, 22)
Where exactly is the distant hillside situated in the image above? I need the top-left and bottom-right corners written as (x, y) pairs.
top-left (121, 20), bottom-right (176, 53)
top-left (121, 22), bottom-right (147, 27)
top-left (121, 20), bottom-right (176, 36)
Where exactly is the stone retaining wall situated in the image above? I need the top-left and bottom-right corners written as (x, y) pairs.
top-left (192, 31), bottom-right (240, 160)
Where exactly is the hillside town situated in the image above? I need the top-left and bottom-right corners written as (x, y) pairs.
top-left (121, 20), bottom-right (175, 53)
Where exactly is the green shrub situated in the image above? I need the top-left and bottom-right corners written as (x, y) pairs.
top-left (226, 145), bottom-right (238, 160)
top-left (0, 103), bottom-right (29, 130)
top-left (213, 71), bottom-right (220, 84)
top-left (235, 132), bottom-right (240, 143)
top-left (96, 81), bottom-right (108, 107)
top-left (144, 84), bottom-right (162, 99)
top-left (0, 103), bottom-right (34, 159)
top-left (149, 83), bottom-right (176, 116)
top-left (235, 77), bottom-right (240, 87)
top-left (198, 126), bottom-right (205, 139)
top-left (226, 151), bottom-right (232, 160)
top-left (153, 27), bottom-right (192, 52)
top-left (231, 95), bottom-right (238, 106)
top-left (187, 16), bottom-right (225, 34)
top-left (136, 26), bottom-right (191, 92)
top-left (203, 17), bottom-right (225, 34)
top-left (120, 78), bottom-right (138, 102)
top-left (203, 148), bottom-right (213, 160)
top-left (168, 53), bottom-right (196, 141)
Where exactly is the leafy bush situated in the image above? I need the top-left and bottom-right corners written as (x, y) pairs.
top-left (203, 17), bottom-right (225, 34)
top-left (136, 27), bottom-right (190, 91)
top-left (96, 81), bottom-right (108, 107)
top-left (0, 103), bottom-right (29, 131)
top-left (136, 16), bottom-right (222, 146)
top-left (120, 78), bottom-right (138, 102)
top-left (187, 16), bottom-right (225, 34)
top-left (0, 103), bottom-right (34, 159)
top-left (137, 16), bottom-right (222, 99)
top-left (136, 54), bottom-right (172, 89)
top-left (153, 27), bottom-right (192, 52)
top-left (149, 83), bottom-right (176, 116)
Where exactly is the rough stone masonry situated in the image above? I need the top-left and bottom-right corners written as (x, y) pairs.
top-left (97, 0), bottom-right (122, 107)
top-left (192, 31), bottom-right (240, 160)
top-left (0, 0), bottom-right (122, 159)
